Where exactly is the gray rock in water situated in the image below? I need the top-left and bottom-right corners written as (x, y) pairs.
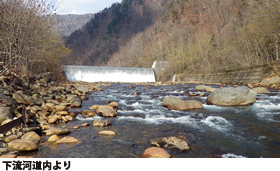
top-left (162, 96), bottom-right (203, 111)
top-left (77, 87), bottom-right (89, 94)
top-left (207, 86), bottom-right (257, 106)
top-left (70, 99), bottom-right (82, 108)
top-left (150, 136), bottom-right (190, 151)
top-left (96, 106), bottom-right (118, 117)
top-left (0, 107), bottom-right (14, 125)
top-left (92, 119), bottom-right (112, 127)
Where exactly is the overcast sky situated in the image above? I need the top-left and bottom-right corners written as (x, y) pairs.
top-left (57, 0), bottom-right (123, 14)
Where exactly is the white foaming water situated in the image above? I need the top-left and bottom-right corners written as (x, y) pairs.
top-left (201, 116), bottom-right (231, 131)
top-left (253, 100), bottom-right (280, 110)
top-left (117, 115), bottom-right (200, 126)
top-left (76, 114), bottom-right (102, 121)
top-left (221, 153), bottom-right (247, 158)
top-left (62, 65), bottom-right (156, 83)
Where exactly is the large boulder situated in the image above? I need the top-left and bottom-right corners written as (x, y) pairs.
top-left (162, 96), bottom-right (203, 111)
top-left (8, 139), bottom-right (38, 151)
top-left (0, 107), bottom-right (14, 125)
top-left (96, 106), bottom-right (118, 117)
top-left (141, 147), bottom-right (171, 158)
top-left (206, 86), bottom-right (257, 106)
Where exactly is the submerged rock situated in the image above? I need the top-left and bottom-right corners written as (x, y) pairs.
top-left (98, 131), bottom-right (116, 136)
top-left (206, 86), bottom-right (257, 106)
top-left (141, 147), bottom-right (171, 158)
top-left (162, 96), bottom-right (203, 111)
top-left (48, 135), bottom-right (60, 142)
top-left (55, 136), bottom-right (80, 144)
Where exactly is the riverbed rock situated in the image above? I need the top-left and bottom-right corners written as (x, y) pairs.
top-left (206, 86), bottom-right (257, 106)
top-left (56, 111), bottom-right (69, 116)
top-left (21, 131), bottom-right (41, 144)
top-left (108, 102), bottom-right (119, 110)
top-left (8, 139), bottom-right (38, 151)
top-left (162, 96), bottom-right (203, 111)
top-left (80, 123), bottom-right (90, 127)
top-left (48, 135), bottom-right (60, 142)
top-left (0, 107), bottom-right (14, 125)
top-left (150, 137), bottom-right (190, 151)
top-left (70, 99), bottom-right (82, 108)
top-left (44, 128), bottom-right (71, 136)
top-left (2, 134), bottom-right (18, 143)
top-left (195, 85), bottom-right (217, 92)
top-left (88, 105), bottom-right (99, 110)
top-left (141, 147), bottom-right (171, 158)
top-left (252, 87), bottom-right (268, 94)
top-left (82, 111), bottom-right (97, 117)
top-left (1, 119), bottom-right (13, 125)
top-left (92, 119), bottom-right (112, 127)
top-left (55, 136), bottom-right (80, 144)
top-left (98, 131), bottom-right (116, 136)
top-left (77, 87), bottom-right (89, 94)
top-left (96, 106), bottom-right (118, 117)
top-left (12, 93), bottom-right (38, 105)
top-left (0, 98), bottom-right (17, 108)
top-left (48, 115), bottom-right (58, 124)
top-left (65, 115), bottom-right (73, 121)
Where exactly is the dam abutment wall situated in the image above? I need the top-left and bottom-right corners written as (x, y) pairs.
top-left (159, 65), bottom-right (280, 84)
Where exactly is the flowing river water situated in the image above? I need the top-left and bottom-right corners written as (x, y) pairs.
top-left (32, 83), bottom-right (280, 158)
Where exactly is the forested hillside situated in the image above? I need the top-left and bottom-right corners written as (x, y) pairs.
top-left (65, 0), bottom-right (280, 74)
top-left (64, 0), bottom-right (167, 65)
top-left (57, 14), bottom-right (94, 36)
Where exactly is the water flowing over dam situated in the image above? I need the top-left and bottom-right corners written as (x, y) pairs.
top-left (62, 65), bottom-right (156, 82)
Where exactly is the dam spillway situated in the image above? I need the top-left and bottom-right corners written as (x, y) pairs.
top-left (62, 65), bottom-right (156, 83)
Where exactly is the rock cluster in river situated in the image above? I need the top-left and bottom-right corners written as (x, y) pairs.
top-left (0, 72), bottom-right (109, 157)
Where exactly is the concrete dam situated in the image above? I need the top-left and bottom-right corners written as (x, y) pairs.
top-left (62, 65), bottom-right (157, 83)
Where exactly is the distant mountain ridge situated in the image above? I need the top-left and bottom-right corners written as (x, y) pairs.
top-left (57, 14), bottom-right (94, 36)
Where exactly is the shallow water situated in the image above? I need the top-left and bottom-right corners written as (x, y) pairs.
top-left (33, 83), bottom-right (280, 158)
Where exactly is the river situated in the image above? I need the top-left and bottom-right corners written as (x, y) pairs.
top-left (32, 83), bottom-right (280, 158)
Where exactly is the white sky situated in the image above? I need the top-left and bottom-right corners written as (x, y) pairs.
top-left (57, 0), bottom-right (123, 14)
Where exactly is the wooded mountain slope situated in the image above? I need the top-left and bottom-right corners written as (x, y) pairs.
top-left (57, 14), bottom-right (94, 37)
top-left (65, 0), bottom-right (280, 74)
